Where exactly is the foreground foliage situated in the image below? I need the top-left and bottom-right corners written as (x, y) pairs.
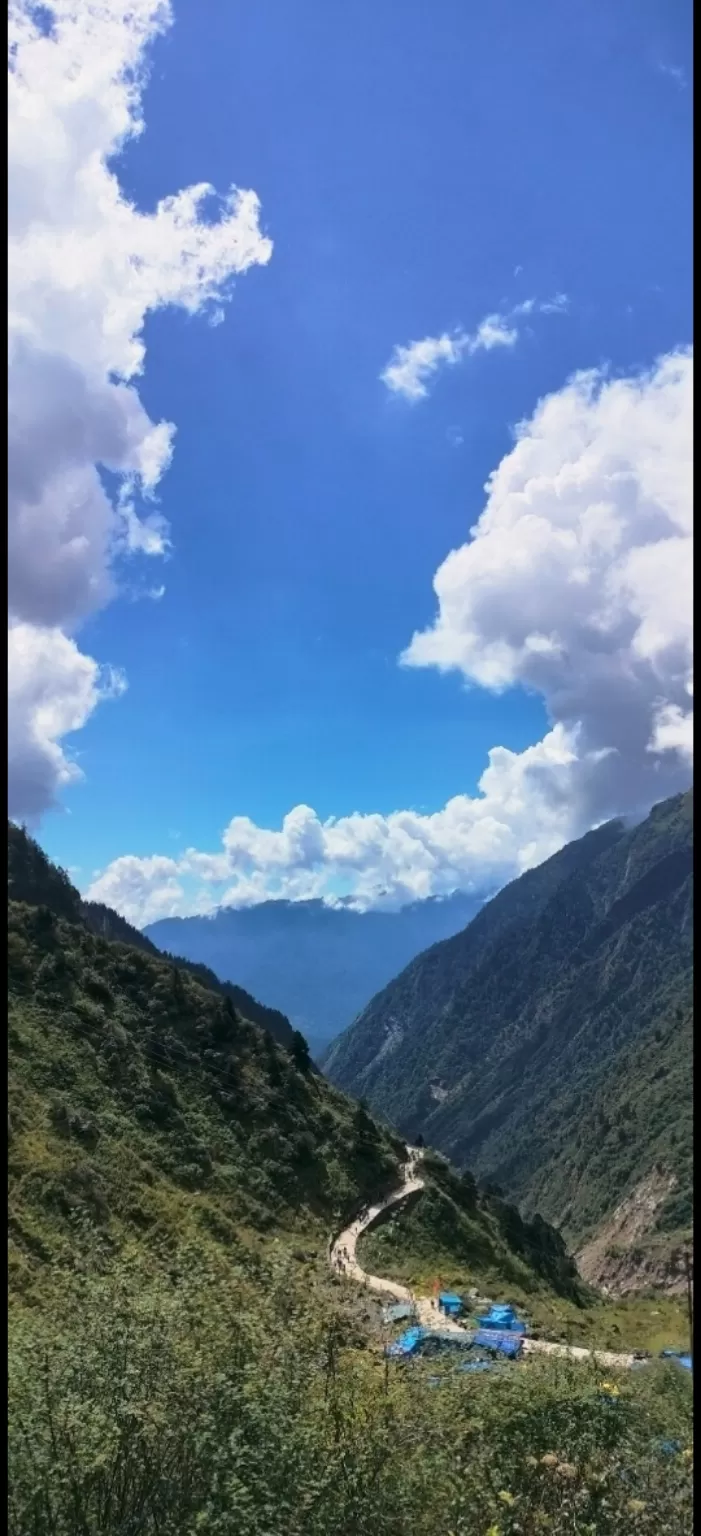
top-left (8, 1251), bottom-right (693, 1536)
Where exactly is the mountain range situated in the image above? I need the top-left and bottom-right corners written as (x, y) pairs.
top-left (324, 791), bottom-right (693, 1278)
top-left (145, 891), bottom-right (483, 1060)
top-left (8, 820), bottom-right (580, 1307)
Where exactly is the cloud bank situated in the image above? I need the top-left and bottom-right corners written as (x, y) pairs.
top-left (381, 296), bottom-right (568, 401)
top-left (89, 349), bottom-right (693, 927)
top-left (8, 0), bottom-right (272, 818)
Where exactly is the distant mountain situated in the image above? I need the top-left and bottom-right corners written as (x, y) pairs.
top-left (325, 792), bottom-right (693, 1269)
top-left (145, 891), bottom-right (484, 1059)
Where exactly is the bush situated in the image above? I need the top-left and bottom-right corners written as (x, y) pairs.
top-left (8, 1254), bottom-right (694, 1536)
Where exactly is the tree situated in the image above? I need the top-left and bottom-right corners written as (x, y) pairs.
top-left (289, 1030), bottom-right (311, 1074)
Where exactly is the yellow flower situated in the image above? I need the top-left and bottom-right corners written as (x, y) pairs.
top-left (498, 1490), bottom-right (516, 1505)
top-left (599, 1380), bottom-right (620, 1397)
top-left (627, 1499), bottom-right (647, 1514)
top-left (486, 1526), bottom-right (501, 1536)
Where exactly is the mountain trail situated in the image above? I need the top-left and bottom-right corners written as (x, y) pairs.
top-left (329, 1149), bottom-right (634, 1369)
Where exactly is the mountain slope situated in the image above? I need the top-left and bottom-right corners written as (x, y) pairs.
top-left (145, 890), bottom-right (483, 1059)
top-left (7, 833), bottom-right (404, 1292)
top-left (8, 824), bottom-right (584, 1312)
top-left (325, 792), bottom-right (693, 1259)
top-left (9, 822), bottom-right (295, 1049)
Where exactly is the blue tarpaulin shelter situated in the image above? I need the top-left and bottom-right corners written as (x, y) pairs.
top-left (383, 1302), bottom-right (415, 1324)
top-left (473, 1329), bottom-right (523, 1358)
top-left (439, 1292), bottom-right (464, 1317)
top-left (476, 1304), bottom-right (525, 1334)
top-left (660, 1349), bottom-right (693, 1372)
top-left (386, 1328), bottom-right (476, 1359)
top-left (386, 1327), bottom-right (427, 1358)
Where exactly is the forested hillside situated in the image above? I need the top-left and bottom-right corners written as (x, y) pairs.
top-left (8, 823), bottom-right (579, 1303)
top-left (325, 792), bottom-right (693, 1262)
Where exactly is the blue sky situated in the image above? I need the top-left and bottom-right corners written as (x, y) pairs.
top-left (9, 0), bottom-right (693, 920)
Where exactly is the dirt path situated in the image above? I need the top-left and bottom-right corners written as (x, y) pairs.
top-left (329, 1149), bottom-right (634, 1369)
top-left (329, 1150), bottom-right (425, 1300)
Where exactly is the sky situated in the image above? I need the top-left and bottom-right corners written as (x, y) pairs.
top-left (8, 0), bottom-right (693, 925)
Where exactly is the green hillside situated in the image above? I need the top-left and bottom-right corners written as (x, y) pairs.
top-left (325, 792), bottom-right (693, 1259)
top-left (8, 823), bottom-right (580, 1306)
top-left (7, 825), bottom-right (694, 1534)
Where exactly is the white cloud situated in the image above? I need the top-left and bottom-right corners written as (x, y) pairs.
top-left (86, 728), bottom-right (581, 923)
top-left (8, 622), bottom-right (126, 818)
top-left (403, 349), bottom-right (693, 828)
top-left (380, 296), bottom-right (567, 401)
top-left (8, 0), bottom-right (272, 819)
top-left (89, 349), bottom-right (693, 928)
top-left (657, 61), bottom-right (686, 90)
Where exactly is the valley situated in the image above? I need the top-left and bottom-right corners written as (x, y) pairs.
top-left (7, 819), bottom-right (693, 1534)
top-left (325, 791), bottom-right (693, 1286)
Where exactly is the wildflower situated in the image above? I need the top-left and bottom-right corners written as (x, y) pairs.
top-left (498, 1490), bottom-right (516, 1505)
top-left (627, 1499), bottom-right (647, 1514)
top-left (541, 1452), bottom-right (559, 1467)
top-left (486, 1526), bottom-right (501, 1536)
top-left (556, 1462), bottom-right (578, 1479)
top-left (682, 1448), bottom-right (693, 1460)
top-left (599, 1380), bottom-right (620, 1397)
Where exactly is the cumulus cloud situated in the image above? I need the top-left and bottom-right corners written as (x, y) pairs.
top-left (8, 623), bottom-right (126, 818)
top-left (8, 0), bottom-right (272, 819)
top-left (380, 296), bottom-right (567, 401)
top-left (403, 349), bottom-right (693, 829)
top-left (88, 348), bottom-right (693, 927)
top-left (86, 728), bottom-right (582, 923)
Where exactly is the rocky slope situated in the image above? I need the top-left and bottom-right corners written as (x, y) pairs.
top-left (325, 792), bottom-right (693, 1264)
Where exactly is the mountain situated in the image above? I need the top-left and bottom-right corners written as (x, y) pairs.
top-left (8, 824), bottom-right (693, 1536)
top-left (325, 792), bottom-right (693, 1270)
top-left (8, 823), bottom-right (404, 1288)
top-left (145, 890), bottom-right (484, 1059)
top-left (8, 822), bottom-right (581, 1307)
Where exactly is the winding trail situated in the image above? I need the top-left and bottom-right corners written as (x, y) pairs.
top-left (330, 1149), bottom-right (635, 1370)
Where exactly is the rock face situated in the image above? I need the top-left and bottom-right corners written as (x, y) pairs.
top-left (325, 791), bottom-right (693, 1260)
top-left (576, 1172), bottom-right (691, 1296)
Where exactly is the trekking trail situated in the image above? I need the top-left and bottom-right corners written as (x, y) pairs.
top-left (329, 1148), bottom-right (634, 1369)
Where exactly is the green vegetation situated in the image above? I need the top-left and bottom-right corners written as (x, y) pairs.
top-left (7, 823), bottom-right (694, 1533)
top-left (326, 792), bottom-right (693, 1264)
top-left (372, 1149), bottom-right (586, 1304)
top-left (9, 1245), bottom-right (693, 1536)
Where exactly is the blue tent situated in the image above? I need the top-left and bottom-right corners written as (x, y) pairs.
top-left (439, 1292), bottom-right (464, 1316)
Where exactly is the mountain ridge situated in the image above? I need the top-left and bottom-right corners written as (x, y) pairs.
top-left (145, 888), bottom-right (485, 1058)
top-left (324, 791), bottom-right (693, 1269)
top-left (7, 821), bottom-right (583, 1311)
